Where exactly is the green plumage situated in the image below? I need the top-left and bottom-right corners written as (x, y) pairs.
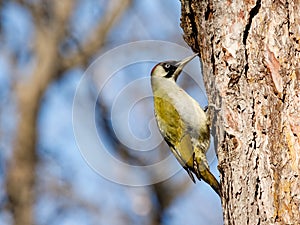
top-left (154, 95), bottom-right (220, 197)
top-left (154, 96), bottom-right (193, 166)
top-left (151, 55), bottom-right (221, 197)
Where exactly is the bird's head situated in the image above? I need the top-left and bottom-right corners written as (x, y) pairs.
top-left (151, 53), bottom-right (198, 81)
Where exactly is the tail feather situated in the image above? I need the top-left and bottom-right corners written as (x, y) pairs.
top-left (192, 151), bottom-right (221, 197)
top-left (199, 168), bottom-right (221, 197)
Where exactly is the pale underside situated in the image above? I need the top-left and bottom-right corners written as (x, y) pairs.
top-left (151, 77), bottom-right (210, 181)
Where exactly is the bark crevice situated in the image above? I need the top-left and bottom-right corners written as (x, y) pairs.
top-left (211, 35), bottom-right (216, 75)
top-left (243, 0), bottom-right (261, 77)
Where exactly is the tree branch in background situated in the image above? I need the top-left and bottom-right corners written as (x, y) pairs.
top-left (41, 178), bottom-right (102, 225)
top-left (4, 1), bottom-right (131, 225)
top-left (61, 0), bottom-right (132, 71)
top-left (5, 1), bottom-right (74, 224)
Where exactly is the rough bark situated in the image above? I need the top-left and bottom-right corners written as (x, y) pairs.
top-left (180, 0), bottom-right (300, 224)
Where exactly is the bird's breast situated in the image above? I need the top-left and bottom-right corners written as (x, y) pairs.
top-left (151, 77), bottom-right (208, 137)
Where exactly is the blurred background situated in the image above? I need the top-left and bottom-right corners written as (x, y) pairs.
top-left (0, 0), bottom-right (223, 224)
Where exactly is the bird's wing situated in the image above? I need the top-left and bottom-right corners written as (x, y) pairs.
top-left (154, 97), bottom-right (195, 179)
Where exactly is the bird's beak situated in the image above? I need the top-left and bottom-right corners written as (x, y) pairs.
top-left (173, 53), bottom-right (198, 80)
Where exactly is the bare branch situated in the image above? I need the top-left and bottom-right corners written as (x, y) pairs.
top-left (60, 0), bottom-right (132, 71)
top-left (15, 0), bottom-right (47, 26)
top-left (52, 0), bottom-right (74, 40)
top-left (5, 2), bottom-right (73, 225)
top-left (4, 1), bottom-right (132, 224)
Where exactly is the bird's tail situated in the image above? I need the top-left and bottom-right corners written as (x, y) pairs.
top-left (198, 168), bottom-right (221, 197)
top-left (193, 152), bottom-right (221, 197)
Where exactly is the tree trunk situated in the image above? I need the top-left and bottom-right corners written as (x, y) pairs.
top-left (180, 0), bottom-right (300, 224)
top-left (4, 1), bottom-right (131, 224)
top-left (5, 28), bottom-right (59, 225)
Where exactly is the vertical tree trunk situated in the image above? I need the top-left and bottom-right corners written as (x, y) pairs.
top-left (5, 28), bottom-right (59, 225)
top-left (4, 1), bottom-right (130, 224)
top-left (180, 0), bottom-right (300, 224)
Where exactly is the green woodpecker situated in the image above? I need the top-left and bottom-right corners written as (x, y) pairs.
top-left (150, 53), bottom-right (220, 196)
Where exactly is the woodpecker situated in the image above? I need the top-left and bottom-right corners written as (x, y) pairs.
top-left (150, 53), bottom-right (220, 197)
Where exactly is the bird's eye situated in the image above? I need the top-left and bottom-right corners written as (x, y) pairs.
top-left (164, 64), bottom-right (170, 69)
